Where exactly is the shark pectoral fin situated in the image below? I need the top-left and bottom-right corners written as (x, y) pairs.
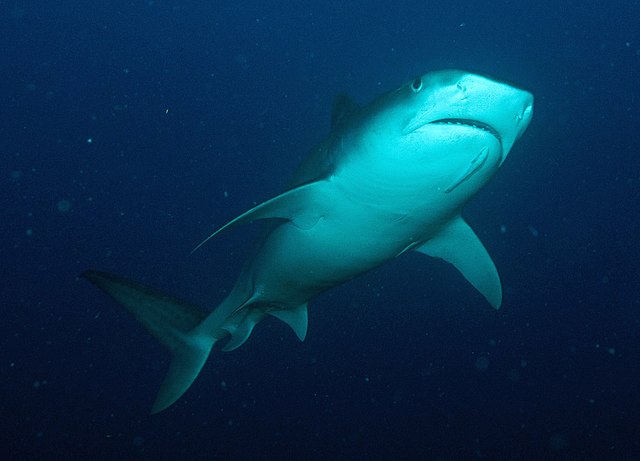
top-left (415, 216), bottom-right (502, 309)
top-left (191, 181), bottom-right (329, 254)
top-left (82, 270), bottom-right (215, 414)
top-left (268, 303), bottom-right (309, 341)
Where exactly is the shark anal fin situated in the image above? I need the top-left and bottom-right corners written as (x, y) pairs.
top-left (191, 180), bottom-right (329, 254)
top-left (415, 216), bottom-right (502, 309)
top-left (82, 270), bottom-right (215, 414)
top-left (268, 303), bottom-right (309, 341)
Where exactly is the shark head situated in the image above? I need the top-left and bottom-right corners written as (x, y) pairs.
top-left (399, 70), bottom-right (533, 160)
top-left (340, 70), bottom-right (533, 211)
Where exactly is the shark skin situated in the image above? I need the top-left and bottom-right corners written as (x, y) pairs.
top-left (83, 70), bottom-right (533, 413)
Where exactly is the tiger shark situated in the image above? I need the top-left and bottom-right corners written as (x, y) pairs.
top-left (83, 70), bottom-right (533, 413)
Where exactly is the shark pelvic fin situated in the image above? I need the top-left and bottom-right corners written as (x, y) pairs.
top-left (221, 308), bottom-right (265, 352)
top-left (268, 303), bottom-right (309, 341)
top-left (82, 270), bottom-right (215, 414)
top-left (415, 216), bottom-right (502, 309)
top-left (191, 181), bottom-right (328, 254)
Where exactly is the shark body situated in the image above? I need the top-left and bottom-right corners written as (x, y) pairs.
top-left (84, 70), bottom-right (533, 413)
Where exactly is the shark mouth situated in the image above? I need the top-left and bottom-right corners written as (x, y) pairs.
top-left (429, 118), bottom-right (501, 144)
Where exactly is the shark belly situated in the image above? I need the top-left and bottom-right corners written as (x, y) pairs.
top-left (244, 221), bottom-right (384, 307)
top-left (241, 183), bottom-right (431, 309)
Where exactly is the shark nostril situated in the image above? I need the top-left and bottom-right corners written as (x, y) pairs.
top-left (456, 81), bottom-right (468, 100)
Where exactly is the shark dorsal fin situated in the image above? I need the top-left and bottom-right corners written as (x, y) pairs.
top-left (331, 93), bottom-right (359, 130)
top-left (415, 216), bottom-right (502, 309)
top-left (268, 303), bottom-right (309, 341)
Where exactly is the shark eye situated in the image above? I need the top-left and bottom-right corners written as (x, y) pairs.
top-left (411, 78), bottom-right (423, 93)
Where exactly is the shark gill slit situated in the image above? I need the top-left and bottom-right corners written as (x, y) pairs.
top-left (444, 147), bottom-right (489, 193)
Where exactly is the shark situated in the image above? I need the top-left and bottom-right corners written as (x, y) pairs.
top-left (83, 69), bottom-right (533, 413)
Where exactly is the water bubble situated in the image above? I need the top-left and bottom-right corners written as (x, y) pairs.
top-left (474, 356), bottom-right (490, 372)
top-left (56, 199), bottom-right (72, 213)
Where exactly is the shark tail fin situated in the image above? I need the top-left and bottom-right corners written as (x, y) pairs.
top-left (82, 270), bottom-right (216, 414)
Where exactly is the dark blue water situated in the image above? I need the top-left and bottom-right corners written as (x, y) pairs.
top-left (2, 0), bottom-right (639, 459)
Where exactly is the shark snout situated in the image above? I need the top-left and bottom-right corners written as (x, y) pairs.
top-left (449, 73), bottom-right (534, 146)
top-left (494, 90), bottom-right (533, 163)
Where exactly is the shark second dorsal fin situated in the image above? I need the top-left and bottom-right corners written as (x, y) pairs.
top-left (415, 216), bottom-right (502, 309)
top-left (268, 303), bottom-right (309, 341)
top-left (331, 93), bottom-right (359, 130)
top-left (191, 181), bottom-right (329, 254)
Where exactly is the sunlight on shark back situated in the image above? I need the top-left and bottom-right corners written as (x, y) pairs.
top-left (83, 69), bottom-right (533, 413)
